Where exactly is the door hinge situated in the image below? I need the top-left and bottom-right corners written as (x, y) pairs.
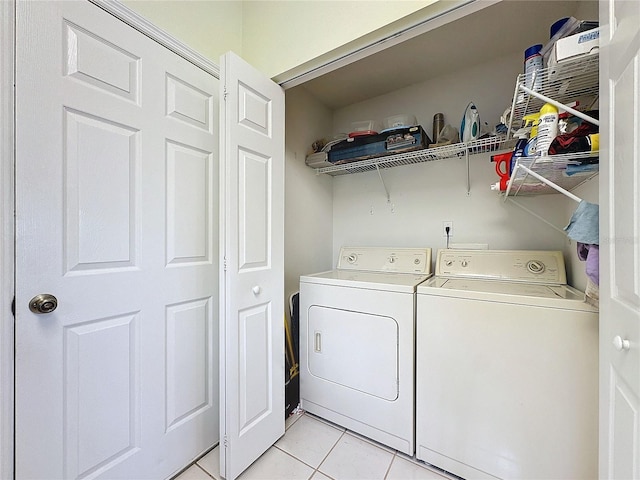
top-left (223, 85), bottom-right (228, 101)
top-left (223, 435), bottom-right (229, 448)
top-left (223, 256), bottom-right (227, 272)
top-left (11, 296), bottom-right (15, 317)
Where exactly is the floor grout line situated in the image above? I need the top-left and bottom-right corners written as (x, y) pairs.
top-left (195, 462), bottom-right (216, 480)
top-left (313, 429), bottom-right (345, 479)
top-left (273, 442), bottom-right (318, 472)
top-left (181, 410), bottom-right (456, 480)
top-left (383, 452), bottom-right (397, 480)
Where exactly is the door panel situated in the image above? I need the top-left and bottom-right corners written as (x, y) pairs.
top-left (64, 20), bottom-right (140, 102)
top-left (166, 142), bottom-right (212, 264)
top-left (600, 0), bottom-right (640, 478)
top-left (15, 1), bottom-right (219, 478)
top-left (239, 149), bottom-right (271, 269)
top-left (238, 303), bottom-right (272, 430)
top-left (64, 108), bottom-right (139, 271)
top-left (220, 51), bottom-right (285, 480)
top-left (165, 298), bottom-right (213, 430)
top-left (65, 313), bottom-right (140, 479)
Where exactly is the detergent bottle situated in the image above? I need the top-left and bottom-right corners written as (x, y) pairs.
top-left (536, 103), bottom-right (559, 156)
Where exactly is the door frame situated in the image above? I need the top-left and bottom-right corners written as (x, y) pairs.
top-left (0, 1), bottom-right (15, 478)
top-left (0, 2), bottom-right (219, 477)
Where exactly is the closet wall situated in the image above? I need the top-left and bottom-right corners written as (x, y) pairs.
top-left (327, 50), bottom-right (580, 281)
top-left (284, 88), bottom-right (334, 302)
top-left (286, 0), bottom-right (600, 292)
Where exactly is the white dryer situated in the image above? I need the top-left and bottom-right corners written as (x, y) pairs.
top-left (299, 247), bottom-right (432, 455)
top-left (416, 249), bottom-right (598, 480)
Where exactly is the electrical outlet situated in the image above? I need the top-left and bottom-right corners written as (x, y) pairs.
top-left (442, 221), bottom-right (453, 237)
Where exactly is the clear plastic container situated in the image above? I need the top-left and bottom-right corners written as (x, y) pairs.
top-left (350, 120), bottom-right (381, 133)
top-left (382, 114), bottom-right (416, 131)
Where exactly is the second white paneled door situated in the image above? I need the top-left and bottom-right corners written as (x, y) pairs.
top-left (599, 0), bottom-right (640, 477)
top-left (219, 52), bottom-right (286, 480)
top-left (15, 1), bottom-right (219, 478)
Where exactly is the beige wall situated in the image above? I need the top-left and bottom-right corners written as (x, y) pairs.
top-left (326, 50), bottom-right (574, 274)
top-left (284, 87), bottom-right (334, 302)
top-left (122, 0), bottom-right (244, 62)
top-left (123, 0), bottom-right (434, 77)
top-left (242, 0), bottom-right (434, 78)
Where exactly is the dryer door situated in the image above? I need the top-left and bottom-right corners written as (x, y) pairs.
top-left (308, 305), bottom-right (398, 401)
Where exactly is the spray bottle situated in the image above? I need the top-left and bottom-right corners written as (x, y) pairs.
top-left (510, 113), bottom-right (539, 172)
top-left (536, 103), bottom-right (559, 156)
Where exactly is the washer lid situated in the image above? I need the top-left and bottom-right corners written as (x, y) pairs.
top-left (417, 277), bottom-right (596, 311)
top-left (300, 269), bottom-right (431, 293)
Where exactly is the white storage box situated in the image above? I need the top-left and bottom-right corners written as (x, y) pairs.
top-left (549, 27), bottom-right (600, 64)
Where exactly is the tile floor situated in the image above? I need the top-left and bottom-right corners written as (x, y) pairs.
top-left (174, 410), bottom-right (457, 480)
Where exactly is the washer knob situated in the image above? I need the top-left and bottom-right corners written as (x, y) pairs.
top-left (347, 254), bottom-right (358, 264)
top-left (461, 260), bottom-right (468, 267)
top-left (527, 260), bottom-right (545, 274)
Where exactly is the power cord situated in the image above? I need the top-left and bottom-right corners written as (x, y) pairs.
top-left (445, 225), bottom-right (451, 249)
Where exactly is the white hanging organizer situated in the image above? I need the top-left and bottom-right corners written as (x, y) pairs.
top-left (501, 54), bottom-right (599, 234)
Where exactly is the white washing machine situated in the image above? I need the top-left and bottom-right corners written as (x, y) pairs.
top-left (416, 249), bottom-right (598, 480)
top-left (299, 247), bottom-right (432, 455)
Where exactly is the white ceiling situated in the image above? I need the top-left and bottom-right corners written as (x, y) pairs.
top-left (297, 1), bottom-right (586, 110)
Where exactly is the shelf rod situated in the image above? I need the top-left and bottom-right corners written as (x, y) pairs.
top-left (465, 148), bottom-right (470, 195)
top-left (376, 164), bottom-right (391, 204)
top-left (505, 164), bottom-right (583, 203)
top-left (506, 78), bottom-right (520, 137)
top-left (518, 84), bottom-right (600, 126)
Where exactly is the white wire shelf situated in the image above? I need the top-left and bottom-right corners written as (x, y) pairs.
top-left (509, 53), bottom-right (599, 132)
top-left (504, 150), bottom-right (599, 198)
top-left (315, 136), bottom-right (514, 176)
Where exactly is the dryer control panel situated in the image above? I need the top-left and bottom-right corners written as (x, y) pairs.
top-left (337, 247), bottom-right (432, 274)
top-left (435, 249), bottom-right (566, 284)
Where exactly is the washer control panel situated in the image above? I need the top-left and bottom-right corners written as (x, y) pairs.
top-left (435, 249), bottom-right (566, 284)
top-left (337, 247), bottom-right (432, 274)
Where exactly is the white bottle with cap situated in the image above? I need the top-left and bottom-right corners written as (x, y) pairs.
top-left (536, 103), bottom-right (559, 157)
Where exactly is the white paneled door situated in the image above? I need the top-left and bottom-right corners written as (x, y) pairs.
top-left (15, 1), bottom-right (219, 478)
top-left (600, 0), bottom-right (640, 478)
top-left (219, 52), bottom-right (285, 480)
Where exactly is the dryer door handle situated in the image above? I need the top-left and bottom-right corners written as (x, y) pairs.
top-left (314, 332), bottom-right (322, 352)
